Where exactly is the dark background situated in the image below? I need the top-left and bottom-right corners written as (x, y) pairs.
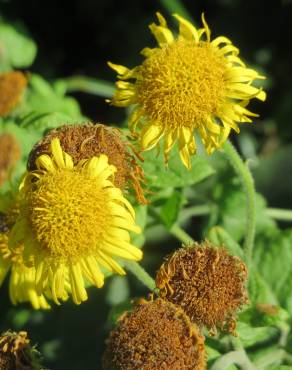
top-left (1, 1), bottom-right (292, 369)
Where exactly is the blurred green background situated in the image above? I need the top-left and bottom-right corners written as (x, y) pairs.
top-left (1, 0), bottom-right (292, 369)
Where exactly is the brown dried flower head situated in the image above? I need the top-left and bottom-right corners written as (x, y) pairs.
top-left (0, 330), bottom-right (41, 370)
top-left (156, 241), bottom-right (248, 335)
top-left (27, 123), bottom-right (147, 203)
top-left (0, 133), bottom-right (21, 187)
top-left (0, 71), bottom-right (27, 117)
top-left (102, 298), bottom-right (206, 370)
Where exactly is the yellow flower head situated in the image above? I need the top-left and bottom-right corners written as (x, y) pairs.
top-left (10, 138), bottom-right (142, 305)
top-left (0, 195), bottom-right (50, 310)
top-left (108, 13), bottom-right (266, 168)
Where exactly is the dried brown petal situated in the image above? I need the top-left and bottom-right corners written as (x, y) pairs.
top-left (0, 71), bottom-right (27, 117)
top-left (27, 123), bottom-right (147, 203)
top-left (0, 133), bottom-right (21, 187)
top-left (156, 241), bottom-right (248, 335)
top-left (102, 298), bottom-right (206, 370)
top-left (0, 330), bottom-right (40, 370)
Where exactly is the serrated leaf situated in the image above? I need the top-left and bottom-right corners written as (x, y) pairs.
top-left (254, 229), bottom-right (292, 315)
top-left (142, 145), bottom-right (214, 188)
top-left (0, 22), bottom-right (37, 69)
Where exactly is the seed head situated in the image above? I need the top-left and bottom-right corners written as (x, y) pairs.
top-left (156, 241), bottom-right (248, 335)
top-left (27, 123), bottom-right (147, 203)
top-left (102, 298), bottom-right (206, 370)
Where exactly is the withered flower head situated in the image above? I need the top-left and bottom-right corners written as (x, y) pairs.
top-left (102, 298), bottom-right (206, 370)
top-left (0, 330), bottom-right (42, 370)
top-left (156, 241), bottom-right (248, 335)
top-left (0, 133), bottom-right (21, 187)
top-left (27, 123), bottom-right (147, 203)
top-left (0, 71), bottom-right (27, 117)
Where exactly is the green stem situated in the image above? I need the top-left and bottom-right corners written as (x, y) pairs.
top-left (123, 261), bottom-right (156, 291)
top-left (222, 140), bottom-right (256, 266)
top-left (266, 208), bottom-right (292, 222)
top-left (179, 204), bottom-right (211, 223)
top-left (170, 224), bottom-right (195, 245)
top-left (210, 350), bottom-right (256, 370)
top-left (57, 76), bottom-right (115, 98)
top-left (254, 349), bottom-right (286, 369)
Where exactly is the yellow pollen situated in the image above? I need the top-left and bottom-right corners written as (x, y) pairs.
top-left (137, 39), bottom-right (227, 129)
top-left (29, 169), bottom-right (111, 260)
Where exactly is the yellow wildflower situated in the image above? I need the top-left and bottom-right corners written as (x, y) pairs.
top-left (9, 138), bottom-right (142, 305)
top-left (109, 13), bottom-right (266, 168)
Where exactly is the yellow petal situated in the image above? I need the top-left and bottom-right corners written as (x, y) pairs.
top-left (173, 13), bottom-right (199, 42)
top-left (211, 36), bottom-right (232, 47)
top-left (201, 13), bottom-right (211, 41)
top-left (97, 251), bottom-right (126, 275)
top-left (107, 62), bottom-right (130, 76)
top-left (36, 155), bottom-right (56, 172)
top-left (179, 146), bottom-right (191, 170)
top-left (149, 23), bottom-right (174, 46)
top-left (140, 124), bottom-right (164, 150)
top-left (51, 138), bottom-right (66, 168)
top-left (70, 263), bottom-right (88, 305)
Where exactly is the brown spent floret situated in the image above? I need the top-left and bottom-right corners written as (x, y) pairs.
top-left (156, 241), bottom-right (248, 336)
top-left (102, 298), bottom-right (206, 370)
top-left (0, 71), bottom-right (27, 116)
top-left (0, 133), bottom-right (21, 187)
top-left (27, 123), bottom-right (147, 203)
top-left (0, 331), bottom-right (32, 370)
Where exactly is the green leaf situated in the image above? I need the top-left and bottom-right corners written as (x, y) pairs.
top-left (160, 191), bottom-right (183, 229)
top-left (142, 145), bottom-right (214, 188)
top-left (236, 321), bottom-right (278, 348)
top-left (213, 178), bottom-right (276, 241)
top-left (24, 74), bottom-right (83, 119)
top-left (253, 229), bottom-right (292, 315)
top-left (0, 22), bottom-right (37, 69)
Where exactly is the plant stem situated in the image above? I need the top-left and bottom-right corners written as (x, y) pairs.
top-left (210, 350), bottom-right (256, 370)
top-left (170, 224), bottom-right (195, 245)
top-left (123, 261), bottom-right (156, 291)
top-left (222, 140), bottom-right (256, 266)
top-left (266, 208), bottom-right (292, 222)
top-left (58, 76), bottom-right (115, 98)
top-left (179, 204), bottom-right (211, 223)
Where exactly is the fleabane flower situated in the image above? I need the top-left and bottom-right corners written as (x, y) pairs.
top-left (108, 13), bottom-right (266, 168)
top-left (9, 138), bottom-right (142, 305)
top-left (0, 194), bottom-right (50, 310)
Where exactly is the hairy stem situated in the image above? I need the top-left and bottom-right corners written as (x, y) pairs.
top-left (123, 261), bottom-right (156, 291)
top-left (222, 140), bottom-right (256, 266)
top-left (170, 223), bottom-right (195, 245)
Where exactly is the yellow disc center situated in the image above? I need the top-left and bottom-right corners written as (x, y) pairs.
top-left (137, 39), bottom-right (227, 129)
top-left (29, 169), bottom-right (111, 259)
